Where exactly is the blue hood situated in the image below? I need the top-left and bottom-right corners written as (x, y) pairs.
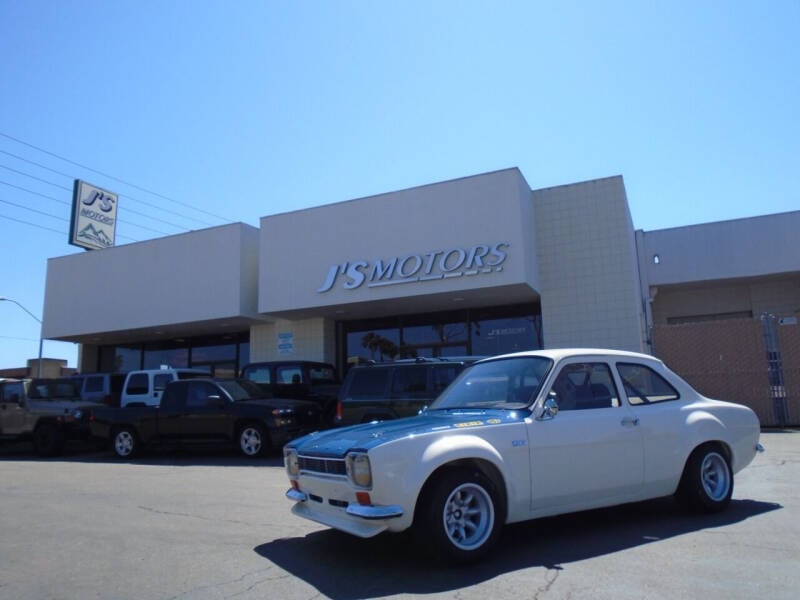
top-left (289, 408), bottom-right (530, 457)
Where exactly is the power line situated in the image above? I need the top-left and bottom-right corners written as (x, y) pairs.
top-left (0, 198), bottom-right (68, 222)
top-left (0, 211), bottom-right (139, 242)
top-left (1, 148), bottom-right (219, 227)
top-left (0, 167), bottom-right (195, 233)
top-left (0, 131), bottom-right (232, 223)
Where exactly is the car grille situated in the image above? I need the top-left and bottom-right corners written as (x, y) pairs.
top-left (298, 455), bottom-right (347, 476)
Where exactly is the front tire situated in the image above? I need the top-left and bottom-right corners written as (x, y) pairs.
top-left (238, 424), bottom-right (267, 457)
top-left (678, 444), bottom-right (733, 512)
top-left (416, 468), bottom-right (503, 564)
top-left (33, 423), bottom-right (64, 456)
top-left (112, 427), bottom-right (139, 459)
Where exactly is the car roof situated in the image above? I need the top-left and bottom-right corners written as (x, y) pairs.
top-left (480, 348), bottom-right (663, 364)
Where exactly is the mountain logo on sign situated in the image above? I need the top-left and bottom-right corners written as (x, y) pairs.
top-left (78, 223), bottom-right (112, 247)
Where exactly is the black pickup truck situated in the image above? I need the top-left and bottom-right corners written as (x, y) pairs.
top-left (90, 378), bottom-right (323, 458)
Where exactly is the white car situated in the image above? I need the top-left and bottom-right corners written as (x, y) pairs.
top-left (284, 349), bottom-right (764, 563)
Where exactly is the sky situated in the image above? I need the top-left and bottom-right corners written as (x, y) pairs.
top-left (1, 0), bottom-right (798, 370)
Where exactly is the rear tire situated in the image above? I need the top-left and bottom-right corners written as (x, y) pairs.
top-left (415, 467), bottom-right (503, 564)
top-left (33, 423), bottom-right (64, 457)
top-left (112, 427), bottom-right (139, 459)
top-left (677, 444), bottom-right (733, 513)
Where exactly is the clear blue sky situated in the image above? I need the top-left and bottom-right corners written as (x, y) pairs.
top-left (1, 0), bottom-right (798, 370)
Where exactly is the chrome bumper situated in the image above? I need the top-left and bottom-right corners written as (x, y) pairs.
top-left (285, 488), bottom-right (403, 520)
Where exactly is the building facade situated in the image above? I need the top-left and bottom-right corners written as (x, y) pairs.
top-left (41, 168), bottom-right (800, 424)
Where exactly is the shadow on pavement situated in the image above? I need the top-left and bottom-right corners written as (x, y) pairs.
top-left (254, 497), bottom-right (781, 600)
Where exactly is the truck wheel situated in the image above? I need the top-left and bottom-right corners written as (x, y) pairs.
top-left (33, 423), bottom-right (64, 457)
top-left (416, 467), bottom-right (503, 564)
top-left (113, 427), bottom-right (139, 459)
top-left (238, 424), bottom-right (267, 457)
top-left (677, 444), bottom-right (733, 513)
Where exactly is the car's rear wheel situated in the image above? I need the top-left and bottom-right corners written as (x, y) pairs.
top-left (113, 427), bottom-right (139, 459)
top-left (416, 467), bottom-right (502, 564)
top-left (33, 423), bottom-right (64, 456)
top-left (238, 424), bottom-right (267, 457)
top-left (678, 444), bottom-right (733, 512)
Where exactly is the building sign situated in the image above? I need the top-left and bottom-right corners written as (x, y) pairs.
top-left (278, 332), bottom-right (294, 354)
top-left (69, 179), bottom-right (118, 250)
top-left (318, 242), bottom-right (509, 293)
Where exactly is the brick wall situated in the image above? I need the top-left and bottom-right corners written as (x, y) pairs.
top-left (652, 319), bottom-right (784, 426)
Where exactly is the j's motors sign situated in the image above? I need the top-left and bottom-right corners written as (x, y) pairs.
top-left (318, 242), bottom-right (509, 293)
top-left (69, 180), bottom-right (118, 250)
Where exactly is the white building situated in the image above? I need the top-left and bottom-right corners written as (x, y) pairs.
top-left (42, 167), bottom-right (800, 426)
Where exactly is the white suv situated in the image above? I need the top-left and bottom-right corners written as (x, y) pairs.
top-left (120, 368), bottom-right (208, 407)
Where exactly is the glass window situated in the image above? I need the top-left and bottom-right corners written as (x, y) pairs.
top-left (100, 346), bottom-right (141, 373)
top-left (431, 364), bottom-right (464, 394)
top-left (153, 373), bottom-right (173, 392)
top-left (403, 322), bottom-right (467, 345)
top-left (243, 365), bottom-right (271, 385)
top-left (471, 315), bottom-right (540, 357)
top-left (616, 363), bottom-right (680, 405)
top-left (125, 373), bottom-right (148, 396)
top-left (348, 329), bottom-right (401, 362)
top-left (186, 381), bottom-right (219, 407)
top-left (346, 369), bottom-right (390, 399)
top-left (277, 366), bottom-right (303, 384)
top-left (391, 366), bottom-right (428, 395)
top-left (432, 356), bottom-right (552, 409)
top-left (549, 363), bottom-right (620, 411)
top-left (191, 343), bottom-right (236, 362)
top-left (1, 381), bottom-right (24, 403)
top-left (84, 376), bottom-right (103, 393)
top-left (144, 347), bottom-right (188, 369)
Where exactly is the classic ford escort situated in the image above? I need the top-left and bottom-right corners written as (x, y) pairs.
top-left (284, 349), bottom-right (763, 563)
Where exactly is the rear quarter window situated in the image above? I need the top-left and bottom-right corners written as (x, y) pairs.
top-left (616, 363), bottom-right (680, 405)
top-left (346, 369), bottom-right (390, 399)
top-left (126, 374), bottom-right (148, 395)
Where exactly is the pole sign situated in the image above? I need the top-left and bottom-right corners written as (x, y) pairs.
top-left (69, 179), bottom-right (118, 250)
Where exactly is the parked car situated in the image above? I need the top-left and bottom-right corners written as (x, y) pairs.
top-left (335, 357), bottom-right (481, 426)
top-left (0, 378), bottom-right (102, 455)
top-left (91, 378), bottom-right (323, 458)
top-left (66, 373), bottom-right (126, 406)
top-left (240, 361), bottom-right (340, 423)
top-left (283, 349), bottom-right (764, 563)
top-left (120, 368), bottom-right (209, 407)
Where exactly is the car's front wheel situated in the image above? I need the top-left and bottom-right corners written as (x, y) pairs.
top-left (112, 427), bottom-right (139, 459)
top-left (238, 424), bottom-right (267, 457)
top-left (416, 467), bottom-right (503, 564)
top-left (33, 423), bottom-right (64, 456)
top-left (678, 444), bottom-right (733, 512)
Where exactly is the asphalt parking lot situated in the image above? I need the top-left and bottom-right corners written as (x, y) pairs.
top-left (0, 430), bottom-right (798, 600)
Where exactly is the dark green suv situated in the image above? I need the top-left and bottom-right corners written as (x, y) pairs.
top-left (334, 357), bottom-right (481, 426)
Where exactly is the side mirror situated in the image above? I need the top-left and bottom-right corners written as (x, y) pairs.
top-left (535, 392), bottom-right (559, 421)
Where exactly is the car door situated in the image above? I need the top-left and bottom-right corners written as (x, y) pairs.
top-left (0, 381), bottom-right (27, 434)
top-left (168, 380), bottom-right (234, 441)
top-left (528, 360), bottom-right (644, 514)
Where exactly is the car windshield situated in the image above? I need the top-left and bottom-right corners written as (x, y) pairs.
top-left (216, 379), bottom-right (270, 401)
top-left (429, 356), bottom-right (553, 410)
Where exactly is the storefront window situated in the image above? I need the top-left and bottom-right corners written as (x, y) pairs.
top-left (191, 343), bottom-right (236, 362)
top-left (470, 315), bottom-right (541, 356)
top-left (343, 304), bottom-right (541, 366)
top-left (143, 346), bottom-right (189, 369)
top-left (100, 346), bottom-right (142, 373)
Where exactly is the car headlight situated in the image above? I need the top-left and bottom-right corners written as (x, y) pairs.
top-left (284, 448), bottom-right (299, 478)
top-left (70, 409), bottom-right (83, 420)
top-left (346, 452), bottom-right (372, 488)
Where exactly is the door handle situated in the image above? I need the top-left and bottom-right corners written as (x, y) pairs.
top-left (621, 416), bottom-right (640, 427)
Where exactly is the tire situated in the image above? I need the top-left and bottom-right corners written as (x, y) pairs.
top-left (238, 424), bottom-right (267, 457)
top-left (33, 423), bottom-right (65, 457)
top-left (416, 467), bottom-right (503, 564)
top-left (677, 444), bottom-right (733, 513)
top-left (112, 427), bottom-right (139, 459)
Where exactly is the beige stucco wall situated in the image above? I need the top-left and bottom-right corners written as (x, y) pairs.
top-left (533, 176), bottom-right (645, 352)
